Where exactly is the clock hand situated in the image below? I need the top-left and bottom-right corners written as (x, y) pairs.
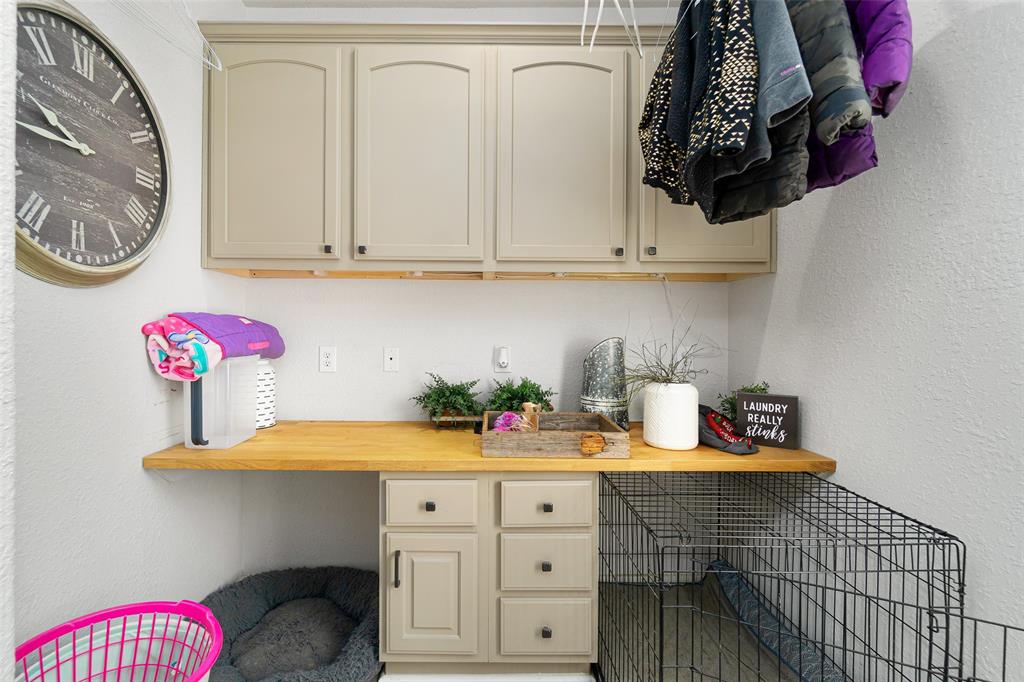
top-left (15, 119), bottom-right (95, 156)
top-left (27, 93), bottom-right (63, 132)
top-left (25, 94), bottom-right (95, 156)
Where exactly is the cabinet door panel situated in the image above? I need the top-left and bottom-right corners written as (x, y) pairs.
top-left (497, 48), bottom-right (627, 261)
top-left (385, 533), bottom-right (478, 655)
top-left (355, 47), bottom-right (485, 260)
top-left (208, 43), bottom-right (340, 259)
top-left (637, 53), bottom-right (771, 263)
top-left (640, 194), bottom-right (772, 262)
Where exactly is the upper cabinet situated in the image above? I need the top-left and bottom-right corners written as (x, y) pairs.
top-left (640, 193), bottom-right (772, 263)
top-left (207, 43), bottom-right (341, 259)
top-left (354, 46), bottom-right (486, 261)
top-left (201, 27), bottom-right (775, 277)
top-left (637, 52), bottom-right (772, 264)
top-left (496, 48), bottom-right (627, 262)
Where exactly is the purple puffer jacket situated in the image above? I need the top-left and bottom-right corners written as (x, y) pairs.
top-left (807, 0), bottom-right (912, 191)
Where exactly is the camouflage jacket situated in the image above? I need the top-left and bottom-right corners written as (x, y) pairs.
top-left (785, 0), bottom-right (871, 145)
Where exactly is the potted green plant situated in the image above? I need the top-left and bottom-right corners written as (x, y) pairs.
top-left (485, 377), bottom-right (556, 413)
top-left (623, 319), bottom-right (718, 450)
top-left (717, 381), bottom-right (770, 422)
top-left (411, 373), bottom-right (483, 428)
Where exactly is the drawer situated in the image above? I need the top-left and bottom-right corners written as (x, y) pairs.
top-left (385, 479), bottom-right (478, 526)
top-left (499, 598), bottom-right (592, 656)
top-left (501, 480), bottom-right (593, 527)
top-left (500, 533), bottom-right (592, 591)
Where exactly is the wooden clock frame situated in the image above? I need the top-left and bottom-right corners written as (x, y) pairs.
top-left (14, 0), bottom-right (172, 287)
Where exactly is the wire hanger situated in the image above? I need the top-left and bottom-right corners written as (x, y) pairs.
top-left (581, 0), bottom-right (644, 58)
top-left (108, 0), bottom-right (222, 71)
top-left (656, 0), bottom-right (702, 50)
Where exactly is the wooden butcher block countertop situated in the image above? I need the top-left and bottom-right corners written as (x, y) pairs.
top-left (142, 421), bottom-right (836, 473)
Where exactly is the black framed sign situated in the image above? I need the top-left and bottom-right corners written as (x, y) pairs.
top-left (736, 393), bottom-right (800, 449)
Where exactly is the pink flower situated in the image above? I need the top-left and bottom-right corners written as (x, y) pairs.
top-left (492, 411), bottom-right (523, 432)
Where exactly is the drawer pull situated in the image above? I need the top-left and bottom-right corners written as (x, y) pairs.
top-left (394, 550), bottom-right (401, 588)
top-left (541, 626), bottom-right (553, 639)
top-left (425, 500), bottom-right (437, 512)
top-left (542, 502), bottom-right (554, 513)
top-left (540, 561), bottom-right (553, 573)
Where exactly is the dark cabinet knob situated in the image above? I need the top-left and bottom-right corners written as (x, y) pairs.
top-left (541, 626), bottom-right (553, 639)
top-left (357, 245), bottom-right (367, 255)
top-left (541, 561), bottom-right (553, 572)
top-left (647, 246), bottom-right (657, 256)
top-left (542, 502), bottom-right (554, 513)
top-left (425, 501), bottom-right (436, 512)
top-left (614, 247), bottom-right (624, 257)
top-left (323, 244), bottom-right (333, 254)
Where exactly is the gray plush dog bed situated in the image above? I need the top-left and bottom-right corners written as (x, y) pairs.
top-left (202, 567), bottom-right (381, 682)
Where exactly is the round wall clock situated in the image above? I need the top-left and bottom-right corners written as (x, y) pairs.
top-left (15, 0), bottom-right (170, 287)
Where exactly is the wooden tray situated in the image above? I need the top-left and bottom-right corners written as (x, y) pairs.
top-left (481, 412), bottom-right (630, 458)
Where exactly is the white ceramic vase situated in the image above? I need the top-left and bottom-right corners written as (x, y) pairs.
top-left (643, 382), bottom-right (699, 450)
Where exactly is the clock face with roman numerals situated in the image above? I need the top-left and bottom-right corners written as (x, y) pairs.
top-left (14, 2), bottom-right (169, 286)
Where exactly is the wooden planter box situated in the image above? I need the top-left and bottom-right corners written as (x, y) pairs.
top-left (481, 412), bottom-right (629, 458)
top-left (431, 414), bottom-right (483, 429)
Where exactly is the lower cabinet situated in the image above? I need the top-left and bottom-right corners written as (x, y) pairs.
top-left (379, 472), bottom-right (598, 669)
top-left (385, 533), bottom-right (478, 655)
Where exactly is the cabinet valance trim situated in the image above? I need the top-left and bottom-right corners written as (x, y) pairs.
top-left (201, 23), bottom-right (674, 45)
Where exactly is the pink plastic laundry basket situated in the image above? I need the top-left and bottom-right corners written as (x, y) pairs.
top-left (15, 602), bottom-right (223, 682)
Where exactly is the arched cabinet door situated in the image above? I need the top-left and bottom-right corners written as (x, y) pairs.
top-left (208, 43), bottom-right (341, 259)
top-left (354, 46), bottom-right (486, 261)
top-left (496, 48), bottom-right (628, 262)
top-left (637, 52), bottom-right (771, 264)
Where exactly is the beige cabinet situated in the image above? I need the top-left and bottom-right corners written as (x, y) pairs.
top-left (354, 46), bottom-right (486, 261)
top-left (207, 43), bottom-right (341, 259)
top-left (640, 194), bottom-right (772, 263)
top-left (379, 472), bottom-right (597, 671)
top-left (636, 51), bottom-right (772, 264)
top-left (201, 26), bottom-right (776, 276)
top-left (496, 47), bottom-right (628, 262)
top-left (385, 533), bottom-right (479, 655)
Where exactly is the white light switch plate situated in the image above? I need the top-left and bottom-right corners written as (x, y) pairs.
top-left (383, 347), bottom-right (399, 372)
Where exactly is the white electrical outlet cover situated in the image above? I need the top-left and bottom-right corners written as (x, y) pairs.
top-left (319, 346), bottom-right (337, 373)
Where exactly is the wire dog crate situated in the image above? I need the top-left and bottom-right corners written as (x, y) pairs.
top-left (597, 472), bottom-right (1019, 682)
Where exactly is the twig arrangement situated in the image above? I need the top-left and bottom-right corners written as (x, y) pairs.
top-left (621, 314), bottom-right (720, 401)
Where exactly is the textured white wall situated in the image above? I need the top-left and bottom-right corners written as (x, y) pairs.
top-left (245, 279), bottom-right (728, 421)
top-left (12, 1), bottom-right (730, 620)
top-left (12, 2), bottom-right (247, 641)
top-left (12, 0), bottom-right (1022, 651)
top-left (2, 0), bottom-right (18, 673)
top-left (239, 278), bottom-right (729, 571)
top-left (195, 0), bottom-right (734, 577)
top-left (728, 0), bottom-right (1024, 625)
